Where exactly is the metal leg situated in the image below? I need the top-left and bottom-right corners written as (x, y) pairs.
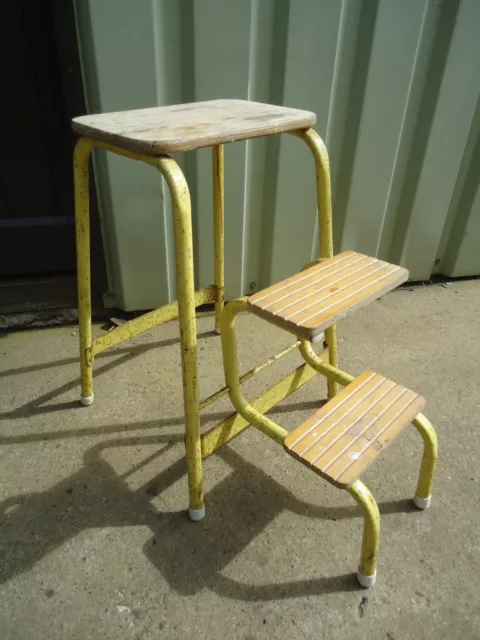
top-left (74, 138), bottom-right (94, 406)
top-left (325, 325), bottom-right (338, 398)
top-left (299, 337), bottom-right (353, 387)
top-left (289, 128), bottom-right (338, 397)
top-left (412, 413), bottom-right (438, 509)
top-left (219, 299), bottom-right (289, 444)
top-left (155, 156), bottom-right (204, 521)
top-left (346, 480), bottom-right (380, 588)
top-left (212, 144), bottom-right (225, 333)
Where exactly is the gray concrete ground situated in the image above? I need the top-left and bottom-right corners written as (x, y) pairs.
top-left (0, 281), bottom-right (479, 640)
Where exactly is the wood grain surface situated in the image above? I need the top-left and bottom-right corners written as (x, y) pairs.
top-left (248, 252), bottom-right (409, 340)
top-left (284, 371), bottom-right (425, 487)
top-left (72, 99), bottom-right (316, 154)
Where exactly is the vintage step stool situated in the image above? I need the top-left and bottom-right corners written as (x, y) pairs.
top-left (72, 99), bottom-right (438, 588)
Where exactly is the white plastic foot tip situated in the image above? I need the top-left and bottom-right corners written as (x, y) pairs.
top-left (188, 506), bottom-right (205, 522)
top-left (214, 326), bottom-right (221, 335)
top-left (357, 571), bottom-right (376, 588)
top-left (413, 494), bottom-right (431, 510)
top-left (80, 394), bottom-right (94, 407)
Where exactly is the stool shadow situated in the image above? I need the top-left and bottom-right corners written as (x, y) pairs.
top-left (0, 430), bottom-right (416, 600)
top-left (0, 331), bottom-right (214, 421)
top-left (143, 446), bottom-right (416, 600)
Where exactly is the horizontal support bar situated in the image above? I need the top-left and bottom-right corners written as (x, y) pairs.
top-left (199, 340), bottom-right (301, 411)
top-left (92, 285), bottom-right (216, 356)
top-left (201, 350), bottom-right (328, 458)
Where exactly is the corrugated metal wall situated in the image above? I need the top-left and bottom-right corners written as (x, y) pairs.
top-left (74, 0), bottom-right (480, 311)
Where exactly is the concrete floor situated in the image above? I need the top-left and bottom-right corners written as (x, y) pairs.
top-left (0, 281), bottom-right (479, 640)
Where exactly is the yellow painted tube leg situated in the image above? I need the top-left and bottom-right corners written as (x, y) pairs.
top-left (155, 156), bottom-right (204, 521)
top-left (74, 138), bottom-right (95, 406)
top-left (299, 338), bottom-right (354, 388)
top-left (412, 413), bottom-right (438, 509)
top-left (290, 128), bottom-right (338, 397)
top-left (219, 299), bottom-right (289, 444)
top-left (212, 144), bottom-right (225, 333)
top-left (325, 326), bottom-right (338, 398)
top-left (346, 480), bottom-right (380, 588)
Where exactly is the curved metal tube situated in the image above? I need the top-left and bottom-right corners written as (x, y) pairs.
top-left (73, 138), bottom-right (162, 402)
top-left (288, 128), bottom-right (338, 397)
top-left (288, 129), bottom-right (333, 259)
top-left (153, 155), bottom-right (203, 513)
top-left (346, 480), bottom-right (381, 580)
top-left (412, 413), bottom-right (438, 501)
top-left (212, 145), bottom-right (225, 332)
top-left (219, 299), bottom-right (289, 444)
top-left (299, 338), bottom-right (354, 387)
top-left (74, 138), bottom-right (204, 513)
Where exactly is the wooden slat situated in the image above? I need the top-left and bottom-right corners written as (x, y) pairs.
top-left (72, 100), bottom-right (316, 154)
top-left (284, 371), bottom-right (425, 488)
top-left (326, 389), bottom-right (420, 485)
top-left (296, 265), bottom-right (402, 324)
top-left (248, 252), bottom-right (409, 339)
top-left (249, 252), bottom-right (358, 305)
top-left (269, 257), bottom-right (380, 315)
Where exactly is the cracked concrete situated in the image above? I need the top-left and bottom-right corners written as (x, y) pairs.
top-left (0, 280), bottom-right (479, 639)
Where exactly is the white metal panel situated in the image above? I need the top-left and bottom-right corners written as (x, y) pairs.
top-left (75, 0), bottom-right (480, 310)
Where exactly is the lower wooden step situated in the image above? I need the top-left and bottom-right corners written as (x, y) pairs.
top-left (284, 371), bottom-right (425, 488)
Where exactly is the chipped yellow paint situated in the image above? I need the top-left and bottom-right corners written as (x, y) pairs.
top-left (299, 338), bottom-right (354, 388)
top-left (289, 129), bottom-right (338, 397)
top-left (74, 138), bottom-right (95, 401)
top-left (153, 154), bottom-right (203, 512)
top-left (74, 120), bottom-right (438, 584)
top-left (75, 137), bottom-right (204, 512)
top-left (199, 340), bottom-right (301, 411)
top-left (214, 127), bottom-right (438, 588)
top-left (92, 286), bottom-right (215, 357)
top-left (212, 145), bottom-right (225, 332)
top-left (219, 298), bottom-right (289, 444)
top-left (413, 413), bottom-right (438, 500)
top-left (346, 480), bottom-right (381, 580)
top-left (201, 355), bottom-right (324, 458)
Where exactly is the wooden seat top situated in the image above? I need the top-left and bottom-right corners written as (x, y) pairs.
top-left (72, 99), bottom-right (316, 155)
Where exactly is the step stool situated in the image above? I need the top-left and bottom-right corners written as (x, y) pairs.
top-left (72, 99), bottom-right (438, 588)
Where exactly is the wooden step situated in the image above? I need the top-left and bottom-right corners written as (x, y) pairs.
top-left (248, 252), bottom-right (408, 340)
top-left (284, 371), bottom-right (425, 488)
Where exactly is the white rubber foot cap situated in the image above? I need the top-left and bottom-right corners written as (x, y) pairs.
top-left (188, 506), bottom-right (205, 522)
top-left (357, 570), bottom-right (376, 588)
top-left (413, 494), bottom-right (431, 510)
top-left (80, 394), bottom-right (94, 407)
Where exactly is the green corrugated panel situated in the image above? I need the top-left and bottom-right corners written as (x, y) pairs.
top-left (74, 0), bottom-right (480, 311)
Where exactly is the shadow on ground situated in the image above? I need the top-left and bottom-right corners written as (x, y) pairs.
top-left (0, 419), bottom-right (415, 600)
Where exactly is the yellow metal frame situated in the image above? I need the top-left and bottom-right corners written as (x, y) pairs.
top-left (214, 129), bottom-right (437, 585)
top-left (412, 413), bottom-right (438, 501)
top-left (73, 130), bottom-right (336, 515)
top-left (288, 129), bottom-right (338, 399)
top-left (75, 137), bottom-right (209, 513)
top-left (74, 126), bottom-right (438, 585)
top-left (212, 144), bottom-right (225, 332)
top-left (218, 295), bottom-right (438, 584)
